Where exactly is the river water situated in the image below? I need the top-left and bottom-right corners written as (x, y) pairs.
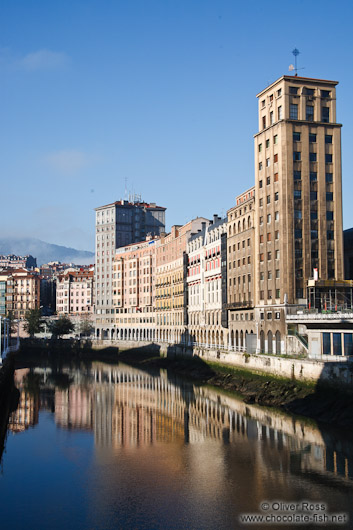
top-left (0, 359), bottom-right (352, 530)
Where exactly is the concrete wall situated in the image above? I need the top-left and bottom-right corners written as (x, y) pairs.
top-left (92, 339), bottom-right (353, 387)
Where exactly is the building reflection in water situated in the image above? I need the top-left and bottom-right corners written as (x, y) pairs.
top-left (11, 362), bottom-right (353, 484)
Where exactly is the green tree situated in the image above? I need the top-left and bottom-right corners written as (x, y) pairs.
top-left (50, 316), bottom-right (75, 339)
top-left (23, 308), bottom-right (44, 337)
top-left (6, 311), bottom-right (17, 335)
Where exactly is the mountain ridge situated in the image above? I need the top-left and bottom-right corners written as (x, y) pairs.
top-left (0, 237), bottom-right (94, 266)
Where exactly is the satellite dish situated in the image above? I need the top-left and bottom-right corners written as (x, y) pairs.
top-left (289, 64), bottom-right (294, 71)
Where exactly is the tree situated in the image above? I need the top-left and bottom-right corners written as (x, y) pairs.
top-left (6, 311), bottom-right (17, 335)
top-left (23, 308), bottom-right (44, 337)
top-left (78, 316), bottom-right (94, 338)
top-left (50, 316), bottom-right (75, 339)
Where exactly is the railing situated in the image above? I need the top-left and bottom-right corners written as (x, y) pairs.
top-left (287, 328), bottom-right (308, 349)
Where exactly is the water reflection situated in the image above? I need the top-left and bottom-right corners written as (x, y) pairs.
top-left (2, 361), bottom-right (353, 529)
top-left (9, 361), bottom-right (353, 484)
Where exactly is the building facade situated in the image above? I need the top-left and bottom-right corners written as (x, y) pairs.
top-left (108, 238), bottom-right (159, 341)
top-left (0, 255), bottom-right (37, 270)
top-left (56, 269), bottom-right (94, 316)
top-left (95, 199), bottom-right (166, 334)
top-left (187, 215), bottom-right (228, 348)
top-left (227, 188), bottom-right (257, 352)
top-left (155, 218), bottom-right (208, 344)
top-left (5, 269), bottom-right (40, 319)
top-left (253, 75), bottom-right (343, 354)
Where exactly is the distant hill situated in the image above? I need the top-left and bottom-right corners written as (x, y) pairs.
top-left (0, 237), bottom-right (94, 266)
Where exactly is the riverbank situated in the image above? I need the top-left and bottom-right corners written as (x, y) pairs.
top-left (14, 339), bottom-right (353, 430)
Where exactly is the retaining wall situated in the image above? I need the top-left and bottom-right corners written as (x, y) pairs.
top-left (90, 339), bottom-right (353, 387)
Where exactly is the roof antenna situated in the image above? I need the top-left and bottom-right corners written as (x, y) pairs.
top-left (124, 177), bottom-right (128, 200)
top-left (289, 48), bottom-right (304, 76)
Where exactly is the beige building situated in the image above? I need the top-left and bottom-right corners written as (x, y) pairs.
top-left (5, 268), bottom-right (40, 319)
top-left (108, 238), bottom-right (159, 341)
top-left (253, 75), bottom-right (343, 353)
top-left (155, 218), bottom-right (208, 344)
top-left (227, 188), bottom-right (257, 351)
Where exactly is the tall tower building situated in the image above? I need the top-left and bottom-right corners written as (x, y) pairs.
top-left (95, 199), bottom-right (166, 337)
top-left (253, 76), bottom-right (344, 351)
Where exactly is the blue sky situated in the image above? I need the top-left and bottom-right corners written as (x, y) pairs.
top-left (1, 0), bottom-right (352, 251)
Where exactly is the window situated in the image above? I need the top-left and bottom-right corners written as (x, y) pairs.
top-left (267, 232), bottom-right (271, 241)
top-left (326, 173), bottom-right (333, 183)
top-left (290, 104), bottom-right (298, 119)
top-left (267, 311), bottom-right (272, 319)
top-left (266, 139), bottom-right (270, 148)
top-left (325, 135), bottom-right (332, 144)
top-left (327, 230), bottom-right (334, 240)
top-left (259, 162), bottom-right (263, 170)
top-left (294, 210), bottom-right (302, 221)
top-left (269, 94), bottom-right (273, 102)
top-left (266, 158), bottom-right (270, 167)
top-left (274, 173), bottom-right (279, 182)
top-left (310, 191), bottom-right (317, 200)
top-left (304, 88), bottom-right (315, 96)
top-left (309, 133), bottom-right (317, 143)
top-left (326, 211), bottom-right (334, 221)
top-left (293, 151), bottom-right (301, 161)
top-left (325, 154), bottom-right (333, 163)
top-left (294, 190), bottom-right (302, 199)
top-left (274, 192), bottom-right (279, 201)
top-left (322, 107), bottom-right (330, 123)
top-left (277, 88), bottom-right (282, 97)
top-left (306, 105), bottom-right (314, 121)
top-left (267, 214), bottom-right (271, 223)
top-left (275, 269), bottom-right (280, 279)
top-left (275, 311), bottom-right (280, 319)
top-left (295, 229), bottom-right (302, 239)
top-left (267, 195), bottom-right (271, 204)
top-left (268, 270), bottom-right (272, 279)
top-left (293, 132), bottom-right (301, 142)
top-left (294, 170), bottom-right (301, 180)
top-left (266, 176), bottom-right (270, 185)
top-left (260, 291), bottom-right (264, 300)
top-left (261, 99), bottom-right (265, 108)
top-left (260, 272), bottom-right (264, 280)
top-left (310, 172), bottom-right (317, 181)
top-left (259, 143), bottom-right (262, 152)
top-left (259, 198), bottom-right (263, 207)
top-left (278, 106), bottom-right (283, 120)
top-left (275, 250), bottom-right (280, 259)
top-left (274, 134), bottom-right (278, 144)
top-left (321, 90), bottom-right (330, 98)
top-left (262, 116), bottom-right (266, 129)
top-left (260, 216), bottom-right (263, 224)
top-left (260, 253), bottom-right (264, 262)
top-left (309, 152), bottom-right (317, 162)
top-left (311, 230), bottom-right (318, 239)
top-left (267, 251), bottom-right (272, 260)
top-left (275, 211), bottom-right (279, 221)
top-left (270, 112), bottom-right (274, 125)
top-left (276, 289), bottom-right (280, 298)
top-left (311, 211), bottom-right (318, 220)
top-left (274, 153), bottom-right (278, 163)
top-left (289, 87), bottom-right (298, 95)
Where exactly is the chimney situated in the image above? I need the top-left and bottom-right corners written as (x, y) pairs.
top-left (213, 214), bottom-right (218, 223)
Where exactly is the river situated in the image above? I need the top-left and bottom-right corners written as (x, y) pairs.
top-left (0, 359), bottom-right (352, 529)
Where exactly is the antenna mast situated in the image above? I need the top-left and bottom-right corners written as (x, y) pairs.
top-left (292, 48), bottom-right (300, 76)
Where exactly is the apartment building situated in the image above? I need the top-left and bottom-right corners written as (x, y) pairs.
top-left (155, 218), bottom-right (208, 344)
top-left (187, 215), bottom-right (228, 348)
top-left (56, 269), bottom-right (94, 316)
top-left (95, 199), bottom-right (166, 333)
top-left (5, 269), bottom-right (40, 318)
top-left (0, 255), bottom-right (37, 270)
top-left (108, 238), bottom-right (159, 341)
top-left (227, 188), bottom-right (257, 351)
top-left (253, 75), bottom-right (343, 353)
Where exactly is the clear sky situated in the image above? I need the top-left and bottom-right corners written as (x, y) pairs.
top-left (1, 0), bottom-right (353, 251)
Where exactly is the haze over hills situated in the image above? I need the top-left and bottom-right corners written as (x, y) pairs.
top-left (0, 237), bottom-right (94, 266)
